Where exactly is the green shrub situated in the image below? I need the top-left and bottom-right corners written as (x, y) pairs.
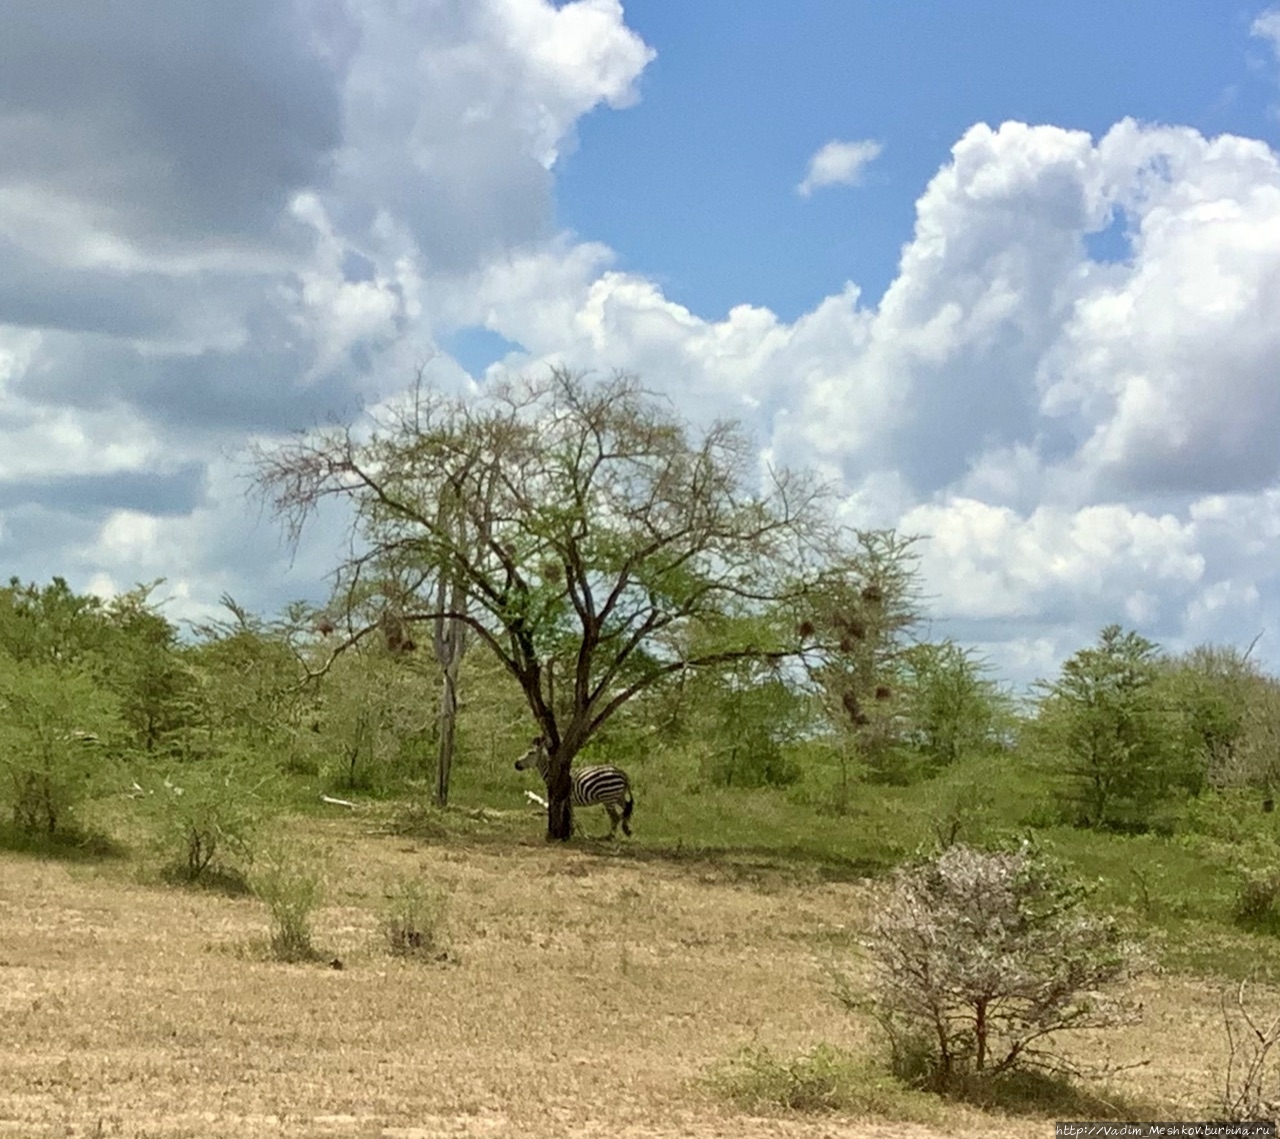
top-left (924, 777), bottom-right (998, 850)
top-left (708, 1044), bottom-right (939, 1121)
top-left (0, 659), bottom-right (122, 840)
top-left (1228, 840), bottom-right (1280, 934)
top-left (381, 875), bottom-right (450, 958)
top-left (144, 749), bottom-right (269, 888)
top-left (252, 843), bottom-right (327, 962)
top-left (1030, 625), bottom-right (1196, 831)
top-left (700, 742), bottom-right (801, 789)
top-left (1233, 869), bottom-right (1280, 931)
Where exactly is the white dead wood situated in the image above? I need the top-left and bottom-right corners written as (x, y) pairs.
top-left (524, 789), bottom-right (549, 809)
top-left (320, 794), bottom-right (357, 809)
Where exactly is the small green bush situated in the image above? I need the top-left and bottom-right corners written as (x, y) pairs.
top-left (924, 777), bottom-right (998, 850)
top-left (252, 844), bottom-right (327, 962)
top-left (144, 750), bottom-right (268, 887)
top-left (701, 743), bottom-right (801, 789)
top-left (1234, 871), bottom-right (1280, 928)
top-left (0, 660), bottom-right (122, 840)
top-left (708, 1044), bottom-right (939, 1121)
top-left (1231, 845), bottom-right (1280, 934)
top-left (381, 875), bottom-right (450, 959)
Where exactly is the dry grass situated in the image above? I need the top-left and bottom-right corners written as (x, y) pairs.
top-left (0, 815), bottom-right (1229, 1138)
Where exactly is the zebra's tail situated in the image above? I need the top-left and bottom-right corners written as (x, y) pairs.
top-left (621, 788), bottom-right (634, 836)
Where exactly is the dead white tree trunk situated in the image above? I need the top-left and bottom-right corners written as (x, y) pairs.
top-left (433, 588), bottom-right (466, 807)
top-left (431, 470), bottom-right (472, 808)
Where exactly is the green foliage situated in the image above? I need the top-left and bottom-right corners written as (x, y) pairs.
top-left (1223, 673), bottom-right (1280, 798)
top-left (707, 1044), bottom-right (940, 1121)
top-left (186, 599), bottom-right (309, 754)
top-left (684, 663), bottom-right (807, 789)
top-left (0, 576), bottom-right (114, 669)
top-left (101, 584), bottom-right (205, 757)
top-left (1179, 816), bottom-right (1280, 935)
top-left (1180, 788), bottom-right (1280, 849)
top-left (381, 874), bottom-right (450, 958)
top-left (252, 842), bottom-right (327, 962)
top-left (1232, 862), bottom-right (1280, 933)
top-left (0, 656), bottom-right (123, 838)
top-left (1156, 644), bottom-right (1257, 788)
top-left (803, 531), bottom-right (924, 792)
top-left (922, 773), bottom-right (1001, 850)
top-left (853, 841), bottom-right (1140, 1091)
top-left (0, 577), bottom-right (231, 775)
top-left (144, 748), bottom-right (272, 888)
top-left (901, 640), bottom-right (1014, 772)
top-left (292, 650), bottom-right (433, 794)
top-left (1031, 625), bottom-right (1193, 831)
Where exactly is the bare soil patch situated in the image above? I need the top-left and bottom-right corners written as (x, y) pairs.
top-left (0, 820), bottom-right (1216, 1138)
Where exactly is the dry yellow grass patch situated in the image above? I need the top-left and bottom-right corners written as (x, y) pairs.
top-left (0, 817), bottom-right (1215, 1138)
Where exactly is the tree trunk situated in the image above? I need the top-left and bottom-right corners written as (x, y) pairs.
top-left (974, 998), bottom-right (988, 1071)
top-left (435, 653), bottom-right (460, 807)
top-left (431, 565), bottom-right (468, 807)
top-left (545, 754), bottom-right (574, 841)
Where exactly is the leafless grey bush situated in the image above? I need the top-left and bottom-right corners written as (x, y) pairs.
top-left (851, 842), bottom-right (1142, 1091)
top-left (1221, 981), bottom-right (1280, 1123)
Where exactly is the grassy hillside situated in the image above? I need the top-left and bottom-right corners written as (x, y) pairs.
top-left (0, 810), bottom-right (1218, 1139)
top-left (5, 736), bottom-right (1280, 1136)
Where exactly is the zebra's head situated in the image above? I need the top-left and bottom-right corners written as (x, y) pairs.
top-left (514, 736), bottom-right (548, 774)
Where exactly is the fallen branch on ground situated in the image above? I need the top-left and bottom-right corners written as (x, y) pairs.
top-left (320, 794), bottom-right (357, 809)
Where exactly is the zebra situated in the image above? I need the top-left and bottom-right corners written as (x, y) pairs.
top-left (515, 737), bottom-right (634, 838)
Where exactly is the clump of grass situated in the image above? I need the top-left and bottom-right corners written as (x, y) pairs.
top-left (706, 1044), bottom-right (940, 1122)
top-left (381, 874), bottom-right (450, 959)
top-left (1233, 867), bottom-right (1280, 932)
top-left (251, 844), bottom-right (327, 963)
top-left (710, 1042), bottom-right (1158, 1123)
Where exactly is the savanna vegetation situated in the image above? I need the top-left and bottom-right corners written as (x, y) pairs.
top-left (5, 370), bottom-right (1280, 1136)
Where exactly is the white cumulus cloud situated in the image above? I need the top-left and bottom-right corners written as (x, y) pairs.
top-left (5, 2), bottom-right (1280, 690)
top-left (797, 139), bottom-right (884, 197)
top-left (1253, 7), bottom-right (1280, 58)
top-left (459, 115), bottom-right (1280, 684)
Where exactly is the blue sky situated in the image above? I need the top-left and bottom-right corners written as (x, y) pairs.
top-left (556, 3), bottom-right (1278, 322)
top-left (3, 1), bottom-right (1280, 690)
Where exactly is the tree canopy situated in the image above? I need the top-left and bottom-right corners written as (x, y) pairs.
top-left (253, 368), bottom-right (849, 838)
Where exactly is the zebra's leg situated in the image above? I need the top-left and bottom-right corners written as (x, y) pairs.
top-left (604, 804), bottom-right (621, 839)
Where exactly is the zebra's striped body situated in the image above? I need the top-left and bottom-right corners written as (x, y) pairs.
top-left (515, 737), bottom-right (634, 838)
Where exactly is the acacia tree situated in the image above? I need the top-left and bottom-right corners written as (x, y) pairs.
top-left (1033, 625), bottom-right (1192, 829)
top-left (253, 368), bottom-right (835, 839)
top-left (801, 530), bottom-right (923, 795)
top-left (900, 639), bottom-right (1013, 773)
top-left (1157, 643), bottom-right (1262, 796)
